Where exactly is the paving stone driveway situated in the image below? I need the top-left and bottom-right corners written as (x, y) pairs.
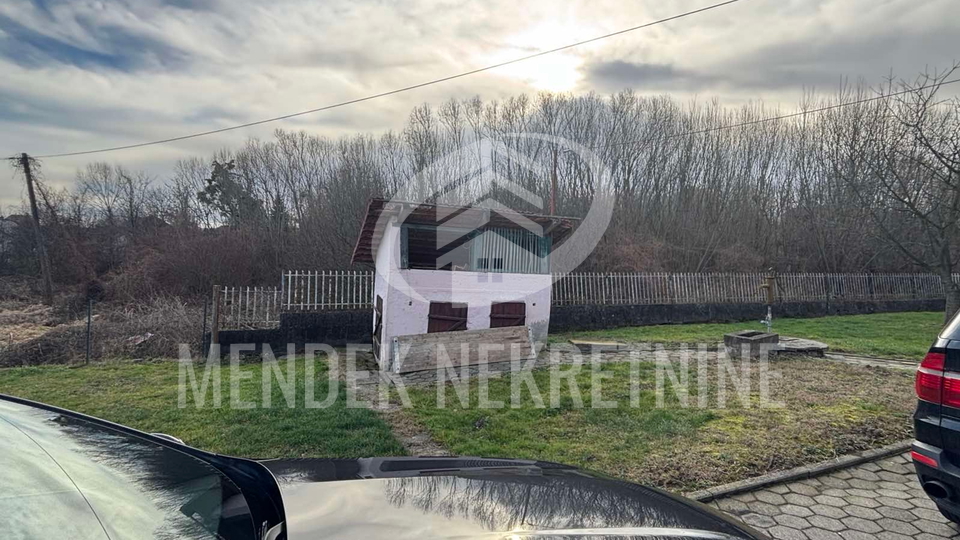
top-left (710, 452), bottom-right (960, 539)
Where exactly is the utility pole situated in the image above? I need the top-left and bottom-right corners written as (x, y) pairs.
top-left (19, 153), bottom-right (54, 305)
top-left (550, 147), bottom-right (558, 215)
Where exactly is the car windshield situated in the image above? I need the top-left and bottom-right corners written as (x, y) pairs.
top-left (0, 399), bottom-right (257, 540)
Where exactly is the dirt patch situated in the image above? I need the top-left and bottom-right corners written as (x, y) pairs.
top-left (350, 371), bottom-right (451, 457)
top-left (375, 404), bottom-right (451, 457)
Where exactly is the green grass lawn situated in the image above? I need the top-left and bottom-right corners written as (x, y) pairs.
top-left (0, 311), bottom-right (930, 493)
top-left (0, 358), bottom-right (405, 458)
top-left (553, 311), bottom-right (944, 360)
top-left (405, 357), bottom-right (915, 492)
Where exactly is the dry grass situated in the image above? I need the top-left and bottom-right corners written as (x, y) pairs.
top-left (0, 276), bottom-right (46, 303)
top-left (405, 356), bottom-right (915, 493)
top-left (0, 322), bottom-right (58, 347)
top-left (0, 298), bottom-right (62, 358)
top-left (0, 296), bottom-right (204, 367)
top-left (0, 302), bottom-right (55, 326)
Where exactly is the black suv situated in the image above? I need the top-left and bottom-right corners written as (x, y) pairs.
top-left (914, 312), bottom-right (960, 523)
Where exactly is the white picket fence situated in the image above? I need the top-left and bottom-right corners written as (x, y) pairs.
top-left (216, 271), bottom-right (957, 330)
top-left (551, 272), bottom-right (952, 306)
top-left (282, 270), bottom-right (374, 311)
top-left (216, 271), bottom-right (373, 330)
top-left (217, 286), bottom-right (282, 330)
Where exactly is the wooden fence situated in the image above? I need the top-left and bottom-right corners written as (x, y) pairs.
top-left (215, 271), bottom-right (956, 330)
top-left (553, 272), bottom-right (763, 305)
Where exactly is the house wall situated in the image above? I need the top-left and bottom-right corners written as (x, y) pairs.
top-left (373, 219), bottom-right (553, 371)
top-left (381, 270), bottom-right (552, 371)
top-left (373, 219), bottom-right (399, 363)
top-left (387, 268), bottom-right (551, 330)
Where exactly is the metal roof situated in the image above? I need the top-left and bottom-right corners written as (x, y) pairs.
top-left (351, 198), bottom-right (580, 264)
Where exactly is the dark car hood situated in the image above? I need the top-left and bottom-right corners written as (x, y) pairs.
top-left (260, 457), bottom-right (765, 540)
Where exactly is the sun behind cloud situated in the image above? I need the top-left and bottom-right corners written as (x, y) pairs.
top-left (489, 22), bottom-right (588, 92)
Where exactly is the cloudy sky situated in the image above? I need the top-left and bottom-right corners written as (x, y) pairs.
top-left (1, 0), bottom-right (957, 208)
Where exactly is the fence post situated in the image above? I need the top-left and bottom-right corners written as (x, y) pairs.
top-left (822, 273), bottom-right (830, 309)
top-left (210, 285), bottom-right (221, 347)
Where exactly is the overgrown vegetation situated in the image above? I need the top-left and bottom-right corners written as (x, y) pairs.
top-left (2, 67), bottom-right (959, 307)
top-left (0, 294), bottom-right (204, 367)
top-left (553, 311), bottom-right (944, 360)
top-left (0, 357), bottom-right (405, 458)
top-left (404, 357), bottom-right (914, 492)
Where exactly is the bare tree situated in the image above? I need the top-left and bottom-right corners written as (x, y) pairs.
top-left (8, 67), bottom-right (957, 302)
top-left (833, 65), bottom-right (960, 319)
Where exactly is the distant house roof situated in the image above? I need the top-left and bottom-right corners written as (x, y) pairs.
top-left (351, 198), bottom-right (580, 264)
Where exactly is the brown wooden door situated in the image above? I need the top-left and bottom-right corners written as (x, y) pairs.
top-left (490, 302), bottom-right (525, 328)
top-left (427, 302), bottom-right (468, 333)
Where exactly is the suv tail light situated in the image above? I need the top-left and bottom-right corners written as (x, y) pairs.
top-left (917, 351), bottom-right (945, 403)
top-left (945, 376), bottom-right (960, 408)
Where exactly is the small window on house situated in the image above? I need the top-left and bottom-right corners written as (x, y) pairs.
top-left (490, 302), bottom-right (526, 328)
top-left (427, 302), bottom-right (468, 333)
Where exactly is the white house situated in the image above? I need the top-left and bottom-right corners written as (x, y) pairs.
top-left (351, 199), bottom-right (578, 373)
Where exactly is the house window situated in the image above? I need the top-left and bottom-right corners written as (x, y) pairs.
top-left (427, 302), bottom-right (468, 333)
top-left (490, 302), bottom-right (526, 328)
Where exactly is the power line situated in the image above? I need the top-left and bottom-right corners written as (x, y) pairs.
top-left (600, 76), bottom-right (960, 150)
top-left (31, 0), bottom-right (744, 159)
